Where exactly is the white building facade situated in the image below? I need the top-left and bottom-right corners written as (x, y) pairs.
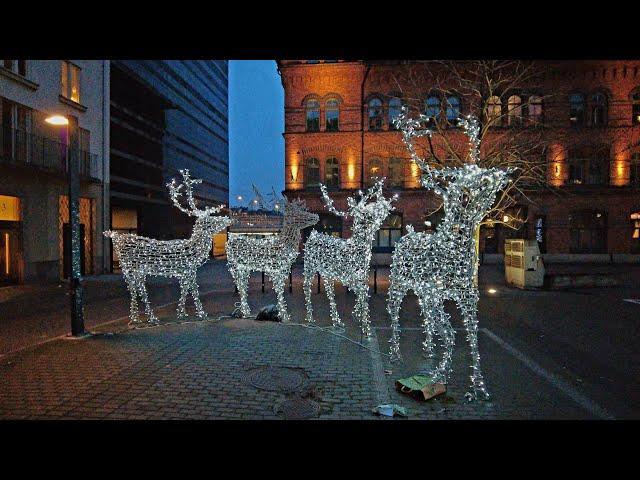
top-left (0, 60), bottom-right (110, 283)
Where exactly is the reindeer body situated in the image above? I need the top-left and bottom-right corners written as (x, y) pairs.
top-left (387, 110), bottom-right (510, 401)
top-left (105, 170), bottom-right (232, 324)
top-left (303, 179), bottom-right (396, 336)
top-left (226, 200), bottom-right (318, 322)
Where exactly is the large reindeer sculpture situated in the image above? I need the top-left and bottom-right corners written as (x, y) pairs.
top-left (387, 108), bottom-right (511, 401)
top-left (226, 198), bottom-right (319, 322)
top-left (303, 179), bottom-right (397, 336)
top-left (105, 170), bottom-right (233, 324)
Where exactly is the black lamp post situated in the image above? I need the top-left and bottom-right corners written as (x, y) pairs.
top-left (46, 114), bottom-right (85, 336)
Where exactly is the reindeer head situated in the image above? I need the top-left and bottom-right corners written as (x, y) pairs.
top-left (320, 178), bottom-right (397, 239)
top-left (282, 197), bottom-right (319, 230)
top-left (167, 169), bottom-right (234, 234)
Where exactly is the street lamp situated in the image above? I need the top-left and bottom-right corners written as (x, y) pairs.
top-left (46, 114), bottom-right (85, 337)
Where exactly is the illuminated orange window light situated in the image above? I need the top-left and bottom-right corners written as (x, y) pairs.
top-left (4, 233), bottom-right (9, 276)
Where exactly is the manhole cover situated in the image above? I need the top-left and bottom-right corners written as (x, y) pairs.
top-left (246, 366), bottom-right (306, 392)
top-left (275, 398), bottom-right (320, 420)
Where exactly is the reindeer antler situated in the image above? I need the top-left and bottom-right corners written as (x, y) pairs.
top-left (457, 115), bottom-right (481, 164)
top-left (167, 169), bottom-right (225, 217)
top-left (320, 183), bottom-right (349, 217)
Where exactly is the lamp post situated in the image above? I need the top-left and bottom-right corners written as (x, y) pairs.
top-left (46, 114), bottom-right (85, 337)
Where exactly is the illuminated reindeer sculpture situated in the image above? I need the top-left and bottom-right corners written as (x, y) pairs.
top-left (226, 198), bottom-right (318, 321)
top-left (303, 179), bottom-right (397, 336)
top-left (105, 170), bottom-right (233, 324)
top-left (387, 108), bottom-right (511, 400)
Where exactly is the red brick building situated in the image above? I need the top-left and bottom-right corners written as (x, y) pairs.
top-left (277, 60), bottom-right (640, 261)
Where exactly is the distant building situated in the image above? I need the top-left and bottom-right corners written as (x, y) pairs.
top-left (277, 60), bottom-right (640, 261)
top-left (0, 60), bottom-right (110, 284)
top-left (109, 60), bottom-right (229, 270)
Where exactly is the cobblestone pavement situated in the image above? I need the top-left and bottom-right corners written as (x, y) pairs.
top-left (0, 262), bottom-right (614, 420)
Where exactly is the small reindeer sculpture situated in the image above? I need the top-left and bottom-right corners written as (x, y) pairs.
top-left (226, 198), bottom-right (318, 322)
top-left (303, 179), bottom-right (397, 336)
top-left (105, 170), bottom-right (233, 324)
top-left (387, 108), bottom-right (511, 401)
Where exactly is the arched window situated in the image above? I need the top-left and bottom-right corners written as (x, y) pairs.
top-left (528, 95), bottom-right (543, 125)
top-left (368, 158), bottom-right (382, 185)
top-left (591, 93), bottom-right (607, 126)
top-left (569, 93), bottom-right (585, 126)
top-left (446, 95), bottom-right (461, 124)
top-left (568, 146), bottom-right (610, 185)
top-left (368, 98), bottom-right (383, 131)
top-left (588, 146), bottom-right (610, 185)
top-left (630, 152), bottom-right (640, 186)
top-left (388, 157), bottom-right (404, 187)
top-left (569, 210), bottom-right (607, 253)
top-left (325, 99), bottom-right (339, 131)
top-left (632, 92), bottom-right (640, 125)
top-left (425, 95), bottom-right (441, 121)
top-left (388, 97), bottom-right (402, 130)
top-left (507, 95), bottom-right (522, 126)
top-left (325, 157), bottom-right (340, 188)
top-left (304, 157), bottom-right (320, 188)
top-left (306, 99), bottom-right (320, 132)
top-left (486, 96), bottom-right (502, 126)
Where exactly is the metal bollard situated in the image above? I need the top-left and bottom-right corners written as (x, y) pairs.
top-left (261, 271), bottom-right (265, 293)
top-left (317, 272), bottom-right (321, 294)
top-left (289, 271), bottom-right (293, 293)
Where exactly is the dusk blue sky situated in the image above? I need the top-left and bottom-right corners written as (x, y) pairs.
top-left (229, 60), bottom-right (284, 207)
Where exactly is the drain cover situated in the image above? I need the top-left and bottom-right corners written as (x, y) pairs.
top-left (275, 398), bottom-right (320, 420)
top-left (246, 366), bottom-right (306, 392)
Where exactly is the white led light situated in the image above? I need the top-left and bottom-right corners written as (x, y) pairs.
top-left (105, 169), bottom-right (232, 324)
top-left (226, 198), bottom-right (318, 321)
top-left (387, 107), bottom-right (511, 401)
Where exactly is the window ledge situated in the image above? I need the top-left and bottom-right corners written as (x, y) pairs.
top-left (59, 95), bottom-right (87, 112)
top-left (0, 67), bottom-right (39, 90)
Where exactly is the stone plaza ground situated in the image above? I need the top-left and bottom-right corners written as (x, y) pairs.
top-left (1, 260), bottom-right (639, 420)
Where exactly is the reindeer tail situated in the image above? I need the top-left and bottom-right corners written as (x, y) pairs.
top-left (103, 230), bottom-right (116, 239)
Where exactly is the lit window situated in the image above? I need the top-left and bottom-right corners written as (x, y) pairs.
top-left (2, 60), bottom-right (26, 77)
top-left (388, 97), bottom-right (402, 130)
top-left (305, 158), bottom-right (320, 187)
top-left (569, 93), bottom-right (585, 126)
top-left (507, 95), bottom-right (522, 126)
top-left (446, 95), bottom-right (461, 124)
top-left (631, 211), bottom-right (640, 253)
top-left (631, 153), bottom-right (640, 186)
top-left (306, 99), bottom-right (320, 132)
top-left (388, 158), bottom-right (404, 187)
top-left (528, 95), bottom-right (543, 125)
top-left (631, 92), bottom-right (640, 125)
top-left (486, 96), bottom-right (502, 126)
top-left (325, 157), bottom-right (340, 188)
top-left (61, 60), bottom-right (81, 103)
top-left (591, 93), bottom-right (607, 126)
top-left (425, 96), bottom-right (441, 122)
top-left (368, 98), bottom-right (383, 131)
top-left (369, 158), bottom-right (382, 185)
top-left (325, 99), bottom-right (339, 131)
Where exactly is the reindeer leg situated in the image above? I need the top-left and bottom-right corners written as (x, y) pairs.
top-left (325, 279), bottom-right (343, 331)
top-left (177, 277), bottom-right (189, 319)
top-left (236, 268), bottom-right (251, 318)
top-left (124, 274), bottom-right (141, 324)
top-left (138, 276), bottom-right (158, 325)
top-left (387, 281), bottom-right (407, 361)
top-left (353, 283), bottom-right (371, 337)
top-left (189, 273), bottom-right (207, 319)
top-left (272, 272), bottom-right (290, 323)
top-left (417, 295), bottom-right (436, 359)
top-left (303, 267), bottom-right (314, 324)
top-left (460, 290), bottom-right (489, 401)
top-left (432, 297), bottom-right (455, 385)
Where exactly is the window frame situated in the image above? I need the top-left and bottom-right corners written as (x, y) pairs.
top-left (324, 156), bottom-right (340, 189)
top-left (305, 99), bottom-right (320, 132)
top-left (325, 98), bottom-right (339, 132)
top-left (304, 157), bottom-right (320, 188)
top-left (486, 95), bottom-right (502, 126)
top-left (388, 97), bottom-right (402, 130)
top-left (60, 60), bottom-right (81, 104)
top-left (374, 212), bottom-right (403, 252)
top-left (368, 157), bottom-right (383, 185)
top-left (507, 94), bottom-right (523, 127)
top-left (368, 98), bottom-right (384, 131)
top-left (631, 92), bottom-right (640, 125)
top-left (630, 152), bottom-right (640, 186)
top-left (569, 93), bottom-right (586, 126)
top-left (590, 92), bottom-right (607, 127)
top-left (388, 157), bottom-right (404, 188)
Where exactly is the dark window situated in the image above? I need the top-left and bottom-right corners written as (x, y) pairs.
top-left (569, 93), bottom-right (585, 126)
top-left (569, 210), bottom-right (607, 253)
top-left (446, 95), bottom-right (461, 124)
top-left (388, 157), bottom-right (404, 188)
top-left (325, 99), bottom-right (339, 131)
top-left (591, 93), bottom-right (607, 126)
top-left (3, 60), bottom-right (26, 77)
top-left (425, 96), bottom-right (440, 122)
top-left (368, 98), bottom-right (383, 131)
top-left (507, 95), bottom-right (523, 126)
top-left (528, 95), bottom-right (543, 125)
top-left (631, 153), bottom-right (640, 186)
top-left (304, 212), bottom-right (342, 241)
top-left (632, 92), bottom-right (640, 125)
top-left (304, 157), bottom-right (320, 188)
top-left (374, 213), bottom-right (402, 252)
top-left (368, 157), bottom-right (382, 185)
top-left (325, 157), bottom-right (340, 188)
top-left (306, 99), bottom-right (320, 132)
top-left (568, 147), bottom-right (610, 185)
top-left (486, 96), bottom-right (502, 126)
top-left (388, 97), bottom-right (402, 130)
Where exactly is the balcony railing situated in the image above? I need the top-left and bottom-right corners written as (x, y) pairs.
top-left (0, 126), bottom-right (99, 180)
